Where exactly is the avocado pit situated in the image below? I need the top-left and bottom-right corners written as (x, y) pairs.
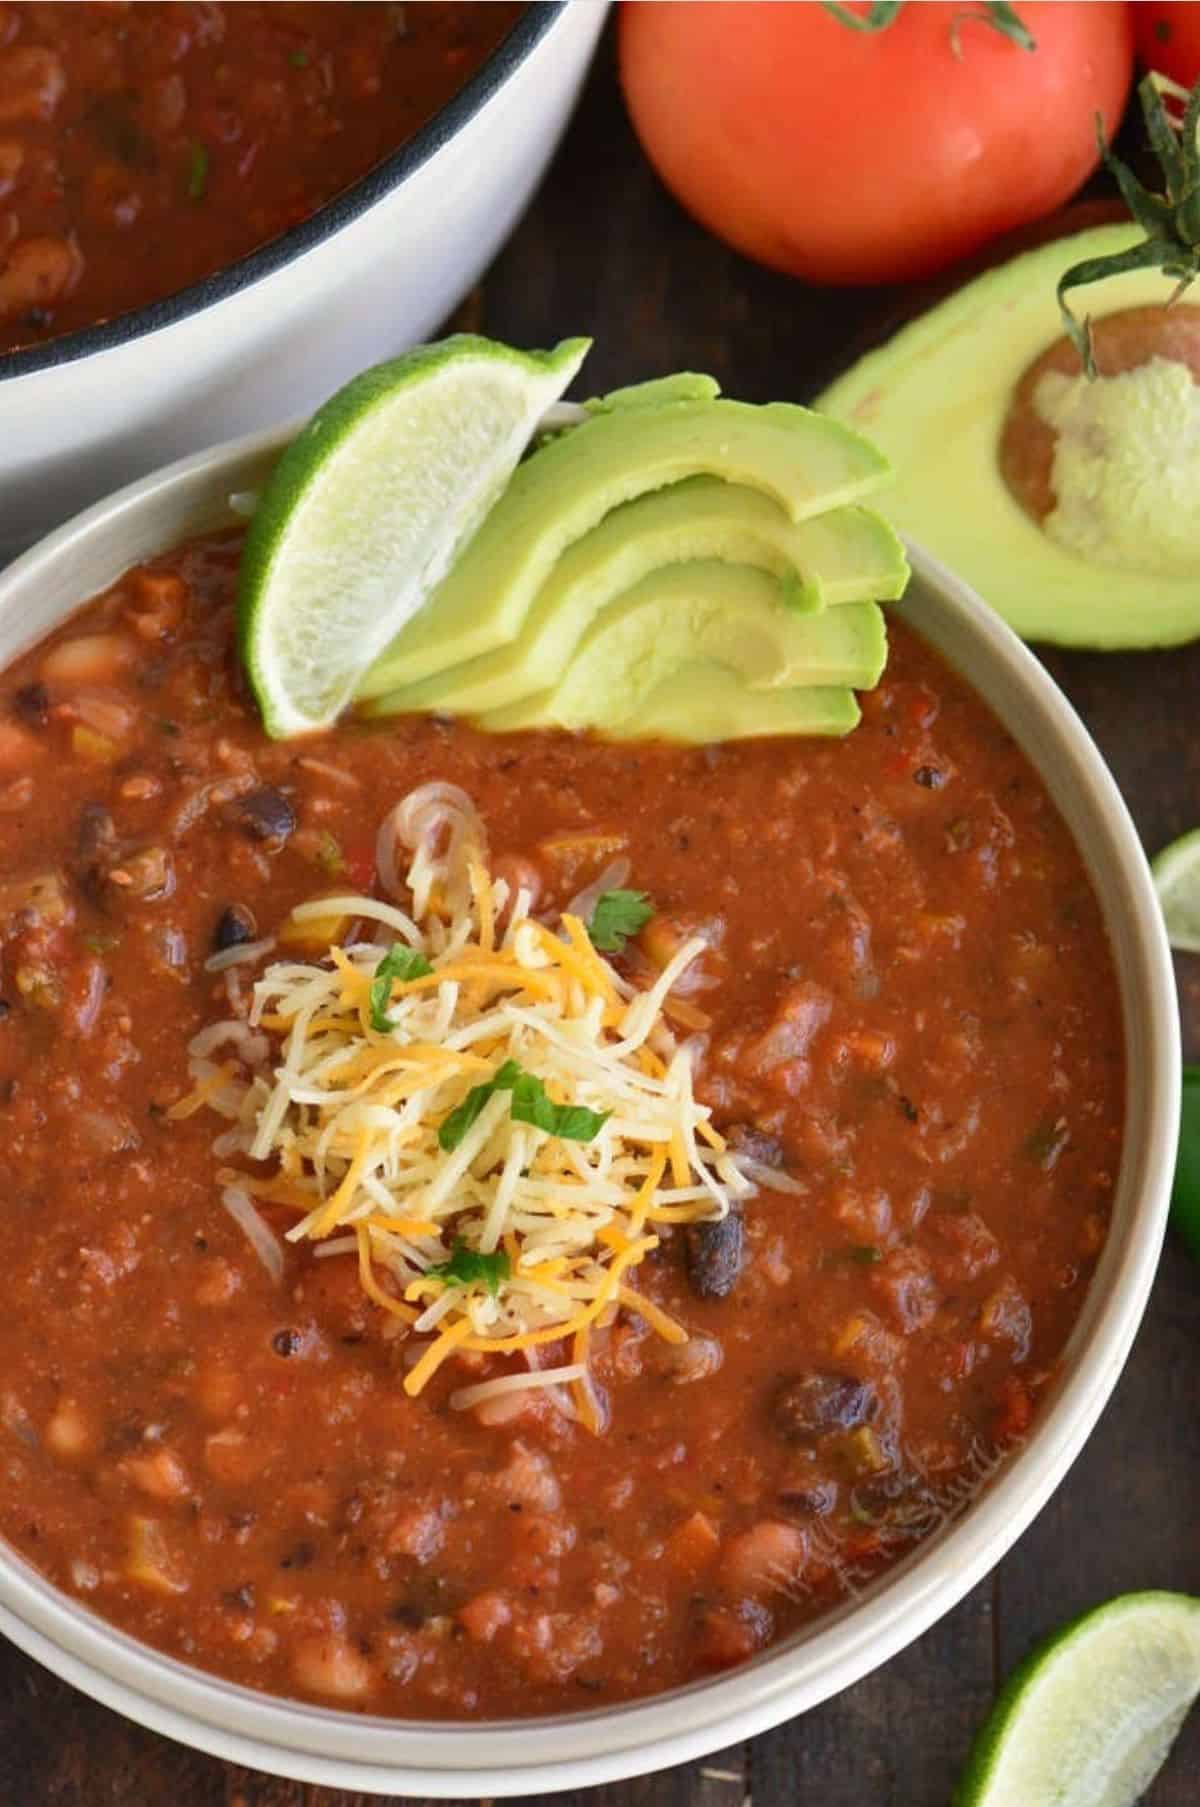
top-left (998, 305), bottom-right (1200, 577)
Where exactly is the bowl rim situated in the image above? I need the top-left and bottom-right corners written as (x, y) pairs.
top-left (0, 1), bottom-right (567, 388)
top-left (0, 423), bottom-right (1180, 1795)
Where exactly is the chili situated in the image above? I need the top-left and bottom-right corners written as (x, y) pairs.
top-left (0, 531), bottom-right (1125, 1716)
top-left (0, 3), bottom-right (523, 353)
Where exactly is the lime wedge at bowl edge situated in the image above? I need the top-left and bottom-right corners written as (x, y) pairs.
top-left (237, 333), bottom-right (590, 737)
top-left (1152, 827), bottom-right (1200, 953)
top-left (953, 1591), bottom-right (1200, 1807)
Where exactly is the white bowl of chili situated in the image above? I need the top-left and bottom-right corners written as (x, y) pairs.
top-left (0, 1), bottom-right (607, 567)
top-left (0, 425), bottom-right (1179, 1795)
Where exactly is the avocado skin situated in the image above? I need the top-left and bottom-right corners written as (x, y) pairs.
top-left (817, 223), bottom-right (1200, 650)
top-left (472, 562), bottom-right (887, 736)
top-left (358, 395), bottom-right (893, 696)
top-left (364, 480), bottom-right (908, 720)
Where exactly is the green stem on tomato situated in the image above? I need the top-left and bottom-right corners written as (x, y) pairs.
top-left (1059, 72), bottom-right (1200, 376)
top-left (820, 0), bottom-right (1034, 50)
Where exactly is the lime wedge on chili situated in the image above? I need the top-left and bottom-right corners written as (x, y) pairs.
top-left (953, 1591), bottom-right (1200, 1807)
top-left (237, 333), bottom-right (590, 737)
top-left (1152, 827), bottom-right (1200, 952)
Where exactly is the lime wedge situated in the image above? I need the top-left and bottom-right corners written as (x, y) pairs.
top-left (1152, 828), bottom-right (1200, 952)
top-left (954, 1592), bottom-right (1200, 1807)
top-left (237, 333), bottom-right (590, 737)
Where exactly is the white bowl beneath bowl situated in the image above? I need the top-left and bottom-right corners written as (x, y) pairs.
top-left (0, 425), bottom-right (1180, 1794)
top-left (0, 2), bottom-right (607, 567)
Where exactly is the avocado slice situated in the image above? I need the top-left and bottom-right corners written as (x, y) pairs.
top-left (364, 480), bottom-right (907, 719)
top-left (611, 661), bottom-right (860, 742)
top-left (589, 373), bottom-right (721, 410)
top-left (357, 398), bottom-right (892, 696)
top-left (818, 223), bottom-right (1200, 648)
top-left (472, 562), bottom-right (887, 735)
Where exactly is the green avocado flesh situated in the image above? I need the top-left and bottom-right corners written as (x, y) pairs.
top-left (588, 373), bottom-right (720, 410)
top-left (472, 563), bottom-right (887, 734)
top-left (609, 662), bottom-right (860, 741)
top-left (362, 479), bottom-right (908, 719)
top-left (358, 396), bottom-right (893, 695)
top-left (817, 223), bottom-right (1200, 649)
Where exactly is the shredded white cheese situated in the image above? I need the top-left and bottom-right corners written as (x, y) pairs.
top-left (176, 784), bottom-right (760, 1428)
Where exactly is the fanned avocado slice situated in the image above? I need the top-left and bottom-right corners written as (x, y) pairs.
top-left (818, 223), bottom-right (1200, 649)
top-left (589, 373), bottom-right (721, 410)
top-left (473, 562), bottom-right (886, 735)
top-left (610, 661), bottom-right (860, 742)
top-left (357, 398), bottom-right (891, 696)
top-left (364, 480), bottom-right (906, 719)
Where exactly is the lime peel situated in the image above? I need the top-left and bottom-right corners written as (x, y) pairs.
top-left (954, 1591), bottom-right (1200, 1807)
top-left (237, 334), bottom-right (590, 737)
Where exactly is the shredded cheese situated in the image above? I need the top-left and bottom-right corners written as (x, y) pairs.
top-left (180, 784), bottom-right (761, 1428)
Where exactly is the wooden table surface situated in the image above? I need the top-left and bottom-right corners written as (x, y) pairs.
top-left (4, 23), bottom-right (1199, 1807)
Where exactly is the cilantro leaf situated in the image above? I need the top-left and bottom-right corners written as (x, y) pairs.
top-left (509, 1071), bottom-right (610, 1143)
top-left (587, 889), bottom-right (654, 954)
top-left (437, 1058), bottom-right (523, 1150)
top-left (438, 1059), bottom-right (609, 1150)
top-left (427, 1239), bottom-right (510, 1296)
top-left (369, 942), bottom-right (433, 1032)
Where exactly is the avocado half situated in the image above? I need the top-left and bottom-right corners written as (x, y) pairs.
top-left (818, 224), bottom-right (1200, 649)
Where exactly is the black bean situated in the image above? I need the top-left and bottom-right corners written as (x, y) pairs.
top-left (771, 1372), bottom-right (875, 1442)
top-left (849, 1471), bottom-right (934, 1531)
top-left (388, 1600), bottom-right (427, 1628)
top-left (777, 1477), bottom-right (839, 1517)
top-left (214, 903), bottom-right (256, 952)
top-left (272, 1328), bottom-right (300, 1357)
top-left (77, 803), bottom-right (117, 863)
top-left (12, 683), bottom-right (49, 727)
top-left (683, 1207), bottom-right (743, 1299)
top-left (237, 786), bottom-right (296, 847)
top-left (913, 765), bottom-right (945, 789)
top-left (725, 1122), bottom-right (785, 1167)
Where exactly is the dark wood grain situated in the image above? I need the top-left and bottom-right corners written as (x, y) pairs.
top-left (4, 22), bottom-right (1199, 1806)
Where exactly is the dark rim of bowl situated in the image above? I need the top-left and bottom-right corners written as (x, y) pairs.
top-left (0, 1), bottom-right (567, 386)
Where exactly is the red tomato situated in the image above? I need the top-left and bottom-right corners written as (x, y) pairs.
top-left (618, 2), bottom-right (1135, 286)
top-left (1134, 3), bottom-right (1200, 86)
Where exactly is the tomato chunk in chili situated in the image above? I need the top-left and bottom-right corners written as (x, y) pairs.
top-left (0, 533), bottom-right (1123, 1716)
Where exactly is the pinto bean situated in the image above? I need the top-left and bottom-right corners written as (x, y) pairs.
top-left (484, 1441), bottom-right (561, 1513)
top-left (121, 1446), bottom-right (190, 1504)
top-left (771, 1372), bottom-right (875, 1443)
top-left (719, 1519), bottom-right (807, 1597)
top-left (0, 45), bottom-right (66, 124)
top-left (41, 632), bottom-right (134, 688)
top-left (683, 1207), bottom-right (743, 1299)
top-left (0, 233), bottom-right (82, 321)
top-left (291, 1633), bottom-right (373, 1701)
top-left (45, 1398), bottom-right (95, 1460)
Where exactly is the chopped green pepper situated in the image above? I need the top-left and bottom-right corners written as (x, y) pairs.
top-left (1172, 1065), bottom-right (1200, 1261)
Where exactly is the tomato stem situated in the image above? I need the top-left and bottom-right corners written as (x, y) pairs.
top-left (821, 0), bottom-right (1034, 51)
top-left (1059, 72), bottom-right (1200, 377)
